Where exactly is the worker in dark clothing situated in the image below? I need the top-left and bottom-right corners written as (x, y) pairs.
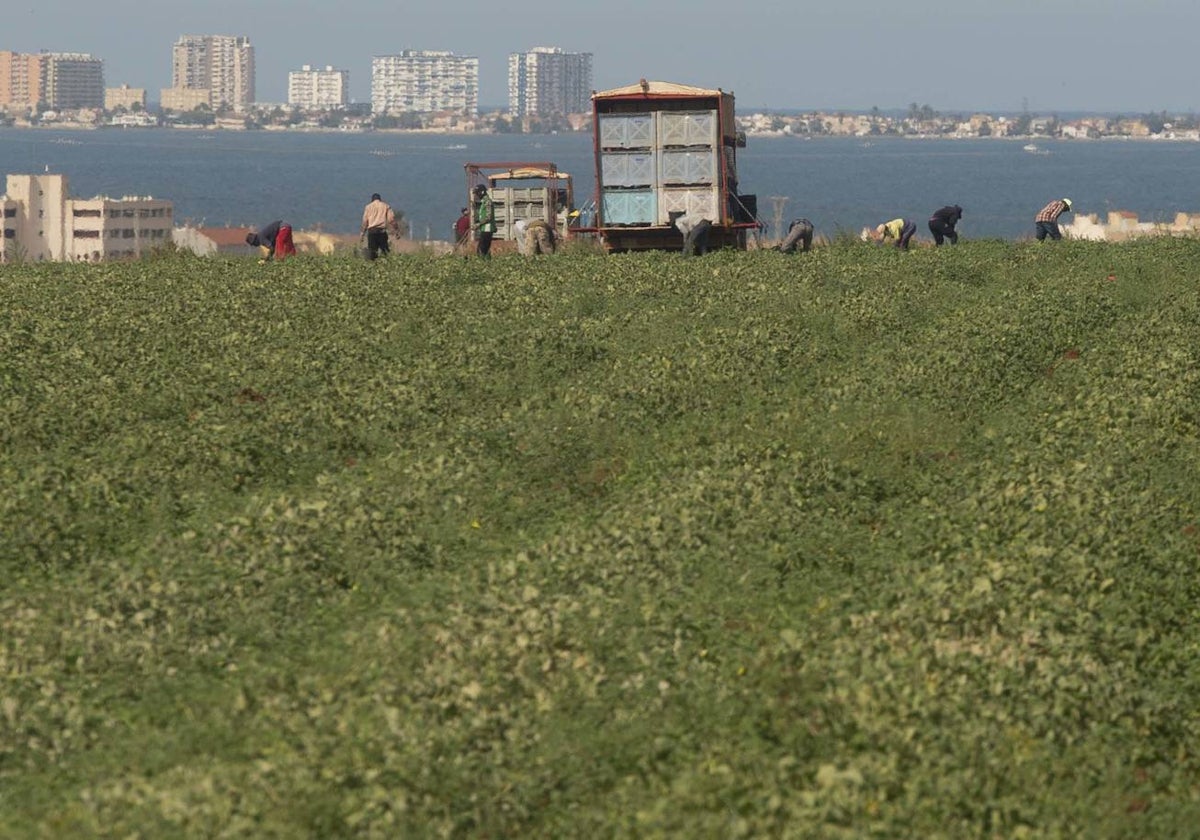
top-left (1035, 198), bottom-right (1073, 241)
top-left (928, 205), bottom-right (963, 245)
top-left (245, 220), bottom-right (296, 261)
top-left (777, 218), bottom-right (814, 253)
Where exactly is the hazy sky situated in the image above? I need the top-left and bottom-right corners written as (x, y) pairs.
top-left (6, 0), bottom-right (1199, 113)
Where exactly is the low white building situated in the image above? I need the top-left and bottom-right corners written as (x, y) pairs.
top-left (1, 173), bottom-right (173, 262)
top-left (108, 112), bottom-right (159, 127)
top-left (1063, 210), bottom-right (1200, 241)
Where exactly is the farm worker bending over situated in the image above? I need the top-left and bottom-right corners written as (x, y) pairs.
top-left (454, 207), bottom-right (471, 250)
top-left (360, 193), bottom-right (403, 260)
top-left (777, 218), bottom-right (814, 253)
top-left (524, 218), bottom-right (556, 255)
top-left (246, 220), bottom-right (296, 261)
top-left (1035, 198), bottom-right (1073, 241)
top-left (512, 218), bottom-right (530, 255)
top-left (672, 211), bottom-right (713, 256)
top-left (928, 205), bottom-right (963, 245)
top-left (473, 184), bottom-right (496, 258)
top-left (874, 218), bottom-right (917, 249)
top-left (513, 218), bottom-right (556, 256)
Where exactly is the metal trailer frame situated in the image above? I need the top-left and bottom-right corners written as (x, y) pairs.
top-left (579, 80), bottom-right (759, 253)
top-left (464, 162), bottom-right (575, 243)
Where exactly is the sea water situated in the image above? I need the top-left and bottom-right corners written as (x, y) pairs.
top-left (3, 127), bottom-right (1198, 242)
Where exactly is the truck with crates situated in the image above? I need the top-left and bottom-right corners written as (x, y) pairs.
top-left (465, 162), bottom-right (574, 249)
top-left (583, 79), bottom-right (758, 252)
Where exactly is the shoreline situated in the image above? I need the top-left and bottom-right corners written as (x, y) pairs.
top-left (3, 123), bottom-right (1198, 143)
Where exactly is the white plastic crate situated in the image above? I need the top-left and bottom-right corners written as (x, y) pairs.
top-left (658, 149), bottom-right (717, 185)
top-left (658, 111), bottom-right (718, 147)
top-left (601, 151), bottom-right (658, 188)
top-left (658, 187), bottom-right (719, 225)
top-left (599, 113), bottom-right (656, 149)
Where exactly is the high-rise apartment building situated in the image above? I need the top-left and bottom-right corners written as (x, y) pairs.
top-left (42, 53), bottom-right (105, 109)
top-left (0, 51), bottom-right (104, 111)
top-left (371, 51), bottom-right (478, 115)
top-left (0, 51), bottom-right (44, 111)
top-left (507, 47), bottom-right (593, 118)
top-left (167, 35), bottom-right (255, 111)
top-left (288, 65), bottom-right (349, 109)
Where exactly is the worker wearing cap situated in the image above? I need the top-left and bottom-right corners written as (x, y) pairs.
top-left (1035, 198), bottom-right (1073, 241)
top-left (472, 184), bottom-right (496, 258)
top-left (928, 205), bottom-right (963, 246)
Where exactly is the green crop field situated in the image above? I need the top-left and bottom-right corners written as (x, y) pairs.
top-left (2, 240), bottom-right (1199, 838)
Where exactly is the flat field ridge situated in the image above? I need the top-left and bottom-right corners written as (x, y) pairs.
top-left (2, 240), bottom-right (1199, 837)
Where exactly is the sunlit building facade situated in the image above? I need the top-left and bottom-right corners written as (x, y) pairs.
top-left (507, 47), bottom-right (592, 117)
top-left (1, 173), bottom-right (173, 263)
top-left (371, 51), bottom-right (478, 115)
top-left (0, 51), bottom-right (104, 111)
top-left (168, 35), bottom-right (255, 111)
top-left (288, 65), bottom-right (349, 109)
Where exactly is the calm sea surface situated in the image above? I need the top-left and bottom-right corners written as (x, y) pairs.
top-left (3, 127), bottom-right (1199, 242)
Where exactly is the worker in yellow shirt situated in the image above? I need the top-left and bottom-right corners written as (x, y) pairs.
top-left (872, 217), bottom-right (917, 249)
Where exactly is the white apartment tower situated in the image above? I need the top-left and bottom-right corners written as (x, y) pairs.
top-left (288, 65), bottom-right (349, 109)
top-left (507, 47), bottom-right (592, 118)
top-left (171, 35), bottom-right (255, 111)
top-left (371, 51), bottom-right (478, 115)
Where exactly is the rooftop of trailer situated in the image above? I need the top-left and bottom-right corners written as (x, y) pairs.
top-left (591, 80), bottom-right (735, 119)
top-left (593, 80), bottom-right (728, 99)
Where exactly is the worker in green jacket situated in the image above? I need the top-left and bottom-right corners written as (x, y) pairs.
top-left (472, 184), bottom-right (496, 258)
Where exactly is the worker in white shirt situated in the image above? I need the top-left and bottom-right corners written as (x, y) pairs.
top-left (360, 193), bottom-right (403, 259)
top-left (670, 211), bottom-right (712, 256)
top-left (513, 218), bottom-right (531, 255)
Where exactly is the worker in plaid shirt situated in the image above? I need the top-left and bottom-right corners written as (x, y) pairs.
top-left (1035, 198), bottom-right (1073, 241)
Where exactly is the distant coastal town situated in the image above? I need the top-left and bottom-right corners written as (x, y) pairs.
top-left (1, 40), bottom-right (1196, 140)
top-left (4, 100), bottom-right (1197, 143)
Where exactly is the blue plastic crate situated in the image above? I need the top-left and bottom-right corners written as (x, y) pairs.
top-left (602, 190), bottom-right (657, 226)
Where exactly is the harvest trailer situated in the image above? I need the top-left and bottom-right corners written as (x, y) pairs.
top-left (586, 80), bottom-right (757, 252)
top-left (465, 162), bottom-right (574, 244)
